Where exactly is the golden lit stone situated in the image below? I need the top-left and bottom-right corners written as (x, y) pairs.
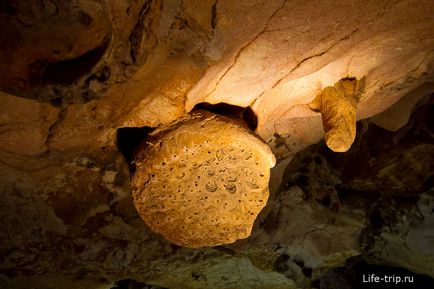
top-left (309, 77), bottom-right (365, 152)
top-left (131, 111), bottom-right (276, 248)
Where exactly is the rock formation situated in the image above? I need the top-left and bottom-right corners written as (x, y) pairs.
top-left (309, 77), bottom-right (364, 152)
top-left (0, 0), bottom-right (433, 288)
top-left (131, 111), bottom-right (275, 247)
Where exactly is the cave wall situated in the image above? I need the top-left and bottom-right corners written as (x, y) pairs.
top-left (0, 1), bottom-right (433, 288)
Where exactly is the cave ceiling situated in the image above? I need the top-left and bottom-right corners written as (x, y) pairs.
top-left (0, 1), bottom-right (433, 288)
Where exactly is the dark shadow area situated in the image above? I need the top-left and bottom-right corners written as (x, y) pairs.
top-left (318, 256), bottom-right (434, 289)
top-left (40, 38), bottom-right (109, 85)
top-left (117, 126), bottom-right (154, 164)
top-left (111, 279), bottom-right (167, 289)
top-left (192, 102), bottom-right (258, 131)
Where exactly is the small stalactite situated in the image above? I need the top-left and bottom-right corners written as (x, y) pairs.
top-left (309, 77), bottom-right (365, 152)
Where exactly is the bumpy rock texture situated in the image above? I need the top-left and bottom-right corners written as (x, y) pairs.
top-left (309, 77), bottom-right (364, 152)
top-left (131, 112), bottom-right (275, 247)
top-left (0, 0), bottom-right (433, 288)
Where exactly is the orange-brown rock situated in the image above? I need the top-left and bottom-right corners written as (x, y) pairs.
top-left (131, 111), bottom-right (276, 247)
top-left (309, 78), bottom-right (365, 152)
top-left (0, 0), bottom-right (433, 288)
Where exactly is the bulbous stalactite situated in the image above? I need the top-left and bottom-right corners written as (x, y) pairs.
top-left (131, 111), bottom-right (276, 248)
top-left (309, 77), bottom-right (365, 152)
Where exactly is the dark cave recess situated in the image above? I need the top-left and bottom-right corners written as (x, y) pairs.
top-left (111, 279), bottom-right (167, 289)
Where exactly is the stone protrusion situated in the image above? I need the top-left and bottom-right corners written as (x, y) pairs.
top-left (131, 111), bottom-right (276, 248)
top-left (309, 77), bottom-right (365, 152)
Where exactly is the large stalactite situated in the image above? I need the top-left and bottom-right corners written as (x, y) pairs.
top-left (131, 111), bottom-right (275, 247)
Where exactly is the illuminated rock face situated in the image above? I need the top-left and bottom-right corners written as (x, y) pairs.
top-left (309, 78), bottom-right (364, 152)
top-left (131, 111), bottom-right (276, 248)
top-left (0, 0), bottom-right (433, 288)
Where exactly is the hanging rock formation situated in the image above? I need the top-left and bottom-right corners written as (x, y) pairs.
top-left (131, 111), bottom-right (275, 247)
top-left (309, 77), bottom-right (365, 152)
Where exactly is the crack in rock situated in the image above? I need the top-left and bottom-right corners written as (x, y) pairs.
top-left (250, 28), bottom-right (360, 108)
top-left (204, 0), bottom-right (289, 99)
top-left (45, 107), bottom-right (69, 153)
top-left (210, 0), bottom-right (218, 32)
